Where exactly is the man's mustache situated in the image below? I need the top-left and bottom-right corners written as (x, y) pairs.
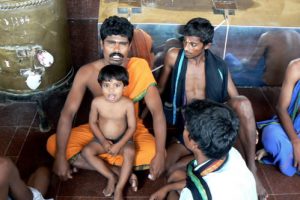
top-left (109, 52), bottom-right (124, 58)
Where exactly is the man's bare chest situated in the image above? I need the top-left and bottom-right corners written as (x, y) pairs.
top-left (185, 64), bottom-right (206, 101)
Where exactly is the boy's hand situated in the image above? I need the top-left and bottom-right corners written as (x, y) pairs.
top-left (103, 141), bottom-right (112, 153)
top-left (108, 144), bottom-right (121, 156)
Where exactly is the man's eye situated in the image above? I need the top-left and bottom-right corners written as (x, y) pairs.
top-left (105, 41), bottom-right (115, 46)
top-left (120, 42), bottom-right (128, 46)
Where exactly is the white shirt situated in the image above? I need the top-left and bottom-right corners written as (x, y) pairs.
top-left (180, 148), bottom-right (257, 200)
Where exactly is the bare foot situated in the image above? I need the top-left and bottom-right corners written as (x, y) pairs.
top-left (103, 176), bottom-right (116, 197)
top-left (129, 173), bottom-right (138, 192)
top-left (256, 149), bottom-right (268, 161)
top-left (72, 167), bottom-right (78, 173)
top-left (114, 188), bottom-right (124, 200)
top-left (256, 177), bottom-right (268, 200)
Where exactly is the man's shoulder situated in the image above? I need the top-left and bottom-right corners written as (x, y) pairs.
top-left (76, 60), bottom-right (102, 77)
top-left (286, 58), bottom-right (300, 79)
top-left (165, 48), bottom-right (181, 67)
top-left (80, 60), bottom-right (102, 71)
top-left (167, 47), bottom-right (181, 58)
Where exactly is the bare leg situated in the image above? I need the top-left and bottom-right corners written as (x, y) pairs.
top-left (169, 155), bottom-right (193, 174)
top-left (149, 140), bottom-right (190, 200)
top-left (71, 153), bottom-right (95, 170)
top-left (81, 141), bottom-right (117, 197)
top-left (166, 169), bottom-right (186, 200)
top-left (165, 142), bottom-right (191, 176)
top-left (111, 166), bottom-right (138, 192)
top-left (227, 96), bottom-right (268, 200)
top-left (0, 157), bottom-right (32, 200)
top-left (73, 144), bottom-right (138, 193)
top-left (27, 166), bottom-right (51, 196)
top-left (150, 169), bottom-right (185, 200)
top-left (114, 143), bottom-right (135, 200)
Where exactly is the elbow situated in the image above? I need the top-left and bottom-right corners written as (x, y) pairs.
top-left (275, 105), bottom-right (287, 116)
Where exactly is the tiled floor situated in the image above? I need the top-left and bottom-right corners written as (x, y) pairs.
top-left (1, 87), bottom-right (300, 200)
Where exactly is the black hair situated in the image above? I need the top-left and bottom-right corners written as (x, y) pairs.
top-left (183, 17), bottom-right (214, 45)
top-left (100, 15), bottom-right (134, 43)
top-left (98, 64), bottom-right (129, 86)
top-left (184, 99), bottom-right (239, 159)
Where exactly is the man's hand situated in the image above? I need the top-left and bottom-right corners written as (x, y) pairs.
top-left (149, 188), bottom-right (167, 200)
top-left (53, 156), bottom-right (73, 181)
top-left (149, 152), bottom-right (165, 180)
top-left (292, 138), bottom-right (300, 171)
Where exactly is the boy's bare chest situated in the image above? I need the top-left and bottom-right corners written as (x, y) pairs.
top-left (99, 102), bottom-right (127, 120)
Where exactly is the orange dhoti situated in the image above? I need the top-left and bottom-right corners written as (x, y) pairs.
top-left (46, 119), bottom-right (156, 168)
top-left (46, 57), bottom-right (157, 169)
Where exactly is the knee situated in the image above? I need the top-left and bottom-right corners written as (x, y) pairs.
top-left (229, 96), bottom-right (253, 119)
top-left (0, 157), bottom-right (14, 182)
top-left (33, 166), bottom-right (50, 178)
top-left (81, 146), bottom-right (92, 159)
top-left (124, 144), bottom-right (136, 159)
top-left (262, 128), bottom-right (278, 144)
top-left (0, 157), bottom-right (12, 172)
top-left (167, 169), bottom-right (186, 183)
top-left (262, 127), bottom-right (282, 153)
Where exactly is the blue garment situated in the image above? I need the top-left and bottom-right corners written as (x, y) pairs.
top-left (225, 53), bottom-right (265, 86)
top-left (257, 81), bottom-right (300, 176)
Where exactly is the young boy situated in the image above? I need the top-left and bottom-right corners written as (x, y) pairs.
top-left (150, 100), bottom-right (257, 200)
top-left (81, 64), bottom-right (136, 200)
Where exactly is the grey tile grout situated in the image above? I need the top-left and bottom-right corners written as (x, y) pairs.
top-left (15, 110), bottom-right (38, 162)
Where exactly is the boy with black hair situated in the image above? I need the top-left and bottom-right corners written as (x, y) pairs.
top-left (81, 64), bottom-right (136, 200)
top-left (150, 100), bottom-right (257, 200)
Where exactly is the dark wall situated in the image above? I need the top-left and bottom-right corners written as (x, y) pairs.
top-left (66, 0), bottom-right (100, 71)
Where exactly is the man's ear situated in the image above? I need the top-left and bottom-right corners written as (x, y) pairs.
top-left (100, 40), bottom-right (104, 49)
top-left (204, 43), bottom-right (212, 50)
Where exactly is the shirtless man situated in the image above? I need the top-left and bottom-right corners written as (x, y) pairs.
top-left (158, 17), bottom-right (267, 199)
top-left (257, 58), bottom-right (300, 176)
top-left (46, 16), bottom-right (166, 187)
top-left (229, 30), bottom-right (300, 86)
top-left (81, 65), bottom-right (136, 199)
